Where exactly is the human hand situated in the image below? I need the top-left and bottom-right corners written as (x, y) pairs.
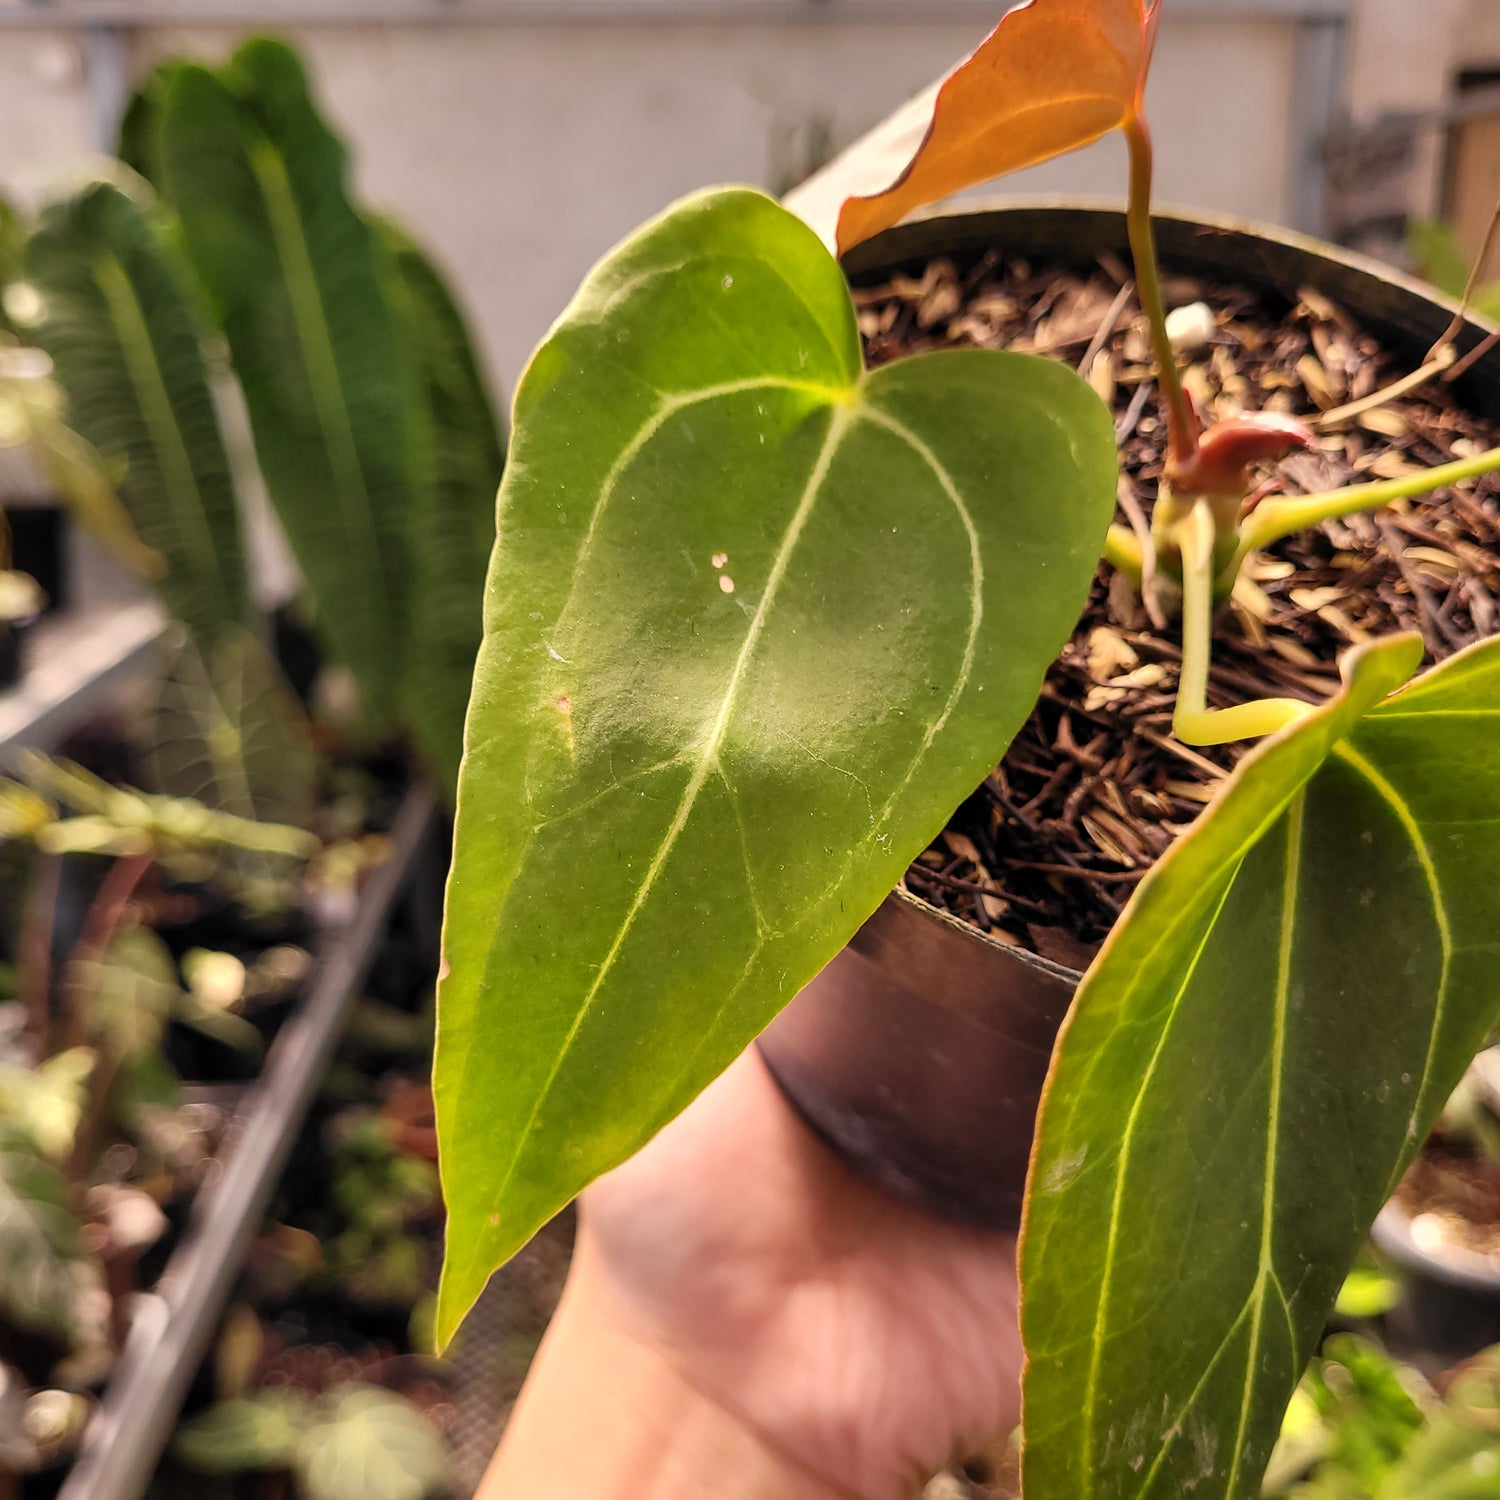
top-left (482, 1050), bottom-right (1022, 1500)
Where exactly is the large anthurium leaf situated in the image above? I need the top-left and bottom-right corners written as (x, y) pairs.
top-left (1021, 632), bottom-right (1500, 1500)
top-left (25, 180), bottom-right (250, 648)
top-left (374, 217), bottom-right (504, 799)
top-left (434, 185), bottom-right (1117, 1343)
top-left (157, 38), bottom-right (413, 724)
top-left (836, 0), bottom-right (1158, 254)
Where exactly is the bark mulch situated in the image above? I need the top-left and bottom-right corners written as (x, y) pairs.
top-left (857, 253), bottom-right (1500, 967)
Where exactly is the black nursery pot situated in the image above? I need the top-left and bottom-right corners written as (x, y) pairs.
top-left (1371, 1048), bottom-right (1500, 1364)
top-left (1371, 1202), bottom-right (1500, 1367)
top-left (0, 617), bottom-right (33, 690)
top-left (758, 203), bottom-right (1500, 1234)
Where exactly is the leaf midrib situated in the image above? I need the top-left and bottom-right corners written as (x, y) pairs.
top-left (1083, 749), bottom-right (1452, 1499)
top-left (93, 250), bottom-right (235, 629)
top-left (246, 138), bottom-right (396, 646)
top-left (468, 399), bottom-right (856, 1245)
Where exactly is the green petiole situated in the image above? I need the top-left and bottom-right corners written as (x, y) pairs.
top-left (1219, 442), bottom-right (1500, 592)
top-left (1124, 116), bottom-right (1197, 471)
top-left (1172, 501), bottom-right (1312, 746)
top-left (1103, 523), bottom-right (1145, 587)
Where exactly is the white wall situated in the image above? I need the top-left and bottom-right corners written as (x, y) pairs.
top-left (0, 30), bottom-right (98, 204)
top-left (2, 13), bottom-right (1307, 392)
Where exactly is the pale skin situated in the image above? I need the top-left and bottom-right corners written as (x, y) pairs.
top-left (479, 1050), bottom-right (1024, 1500)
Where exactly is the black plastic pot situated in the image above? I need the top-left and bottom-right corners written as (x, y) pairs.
top-left (0, 617), bottom-right (32, 690)
top-left (1369, 1049), bottom-right (1500, 1365)
top-left (1371, 1202), bottom-right (1500, 1368)
top-left (758, 202), bottom-right (1500, 1233)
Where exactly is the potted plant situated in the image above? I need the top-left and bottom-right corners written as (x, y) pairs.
top-left (433, 2), bottom-right (1500, 1496)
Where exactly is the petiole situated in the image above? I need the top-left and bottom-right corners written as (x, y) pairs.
top-left (1172, 501), bottom-right (1312, 746)
top-left (1220, 442), bottom-right (1500, 592)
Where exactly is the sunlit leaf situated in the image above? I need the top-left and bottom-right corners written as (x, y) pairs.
top-left (1022, 634), bottom-right (1500, 1500)
top-left (296, 1386), bottom-right (449, 1500)
top-left (0, 1049), bottom-right (94, 1161)
top-left (174, 1389), bottom-right (308, 1472)
top-left (434, 186), bottom-right (1117, 1343)
top-left (837, 0), bottom-right (1158, 253)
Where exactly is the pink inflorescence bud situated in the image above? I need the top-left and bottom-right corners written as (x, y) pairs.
top-left (1168, 412), bottom-right (1316, 497)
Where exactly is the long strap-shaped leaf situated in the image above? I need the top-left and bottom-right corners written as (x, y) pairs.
top-left (157, 39), bottom-right (412, 723)
top-left (26, 181), bottom-right (249, 647)
top-left (434, 186), bottom-right (1118, 1342)
top-left (1021, 631), bottom-right (1500, 1500)
top-left (374, 217), bottom-right (504, 799)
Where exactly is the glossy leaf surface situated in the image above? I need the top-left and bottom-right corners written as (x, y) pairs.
top-left (434, 186), bottom-right (1117, 1343)
top-left (837, 0), bottom-right (1156, 253)
top-left (158, 39), bottom-right (412, 722)
top-left (375, 218), bottom-right (504, 798)
top-left (27, 181), bottom-right (249, 646)
top-left (1022, 633), bottom-right (1500, 1500)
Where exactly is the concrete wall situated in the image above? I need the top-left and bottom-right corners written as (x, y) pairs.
top-left (3, 12), bottom-right (1308, 393)
top-left (0, 30), bottom-right (98, 203)
top-left (1342, 0), bottom-right (1500, 231)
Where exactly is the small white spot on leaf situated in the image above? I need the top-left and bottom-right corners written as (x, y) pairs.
top-left (711, 552), bottom-right (728, 569)
top-left (719, 575), bottom-right (736, 594)
top-left (1042, 1144), bottom-right (1087, 1195)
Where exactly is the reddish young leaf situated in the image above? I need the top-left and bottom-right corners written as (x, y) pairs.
top-left (1174, 411), bottom-right (1317, 496)
top-left (837, 0), bottom-right (1159, 255)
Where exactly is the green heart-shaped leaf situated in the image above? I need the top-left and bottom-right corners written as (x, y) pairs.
top-left (434, 186), bottom-right (1117, 1342)
top-left (1022, 631), bottom-right (1500, 1500)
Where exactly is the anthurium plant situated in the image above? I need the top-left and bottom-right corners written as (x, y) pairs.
top-left (435, 2), bottom-right (1500, 1495)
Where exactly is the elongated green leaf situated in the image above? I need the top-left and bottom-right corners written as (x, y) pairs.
top-left (374, 217), bottom-right (503, 798)
top-left (158, 38), bottom-right (412, 722)
top-left (434, 185), bottom-right (1118, 1343)
top-left (26, 181), bottom-right (249, 646)
top-left (116, 62), bottom-right (186, 190)
top-left (1021, 632), bottom-right (1500, 1500)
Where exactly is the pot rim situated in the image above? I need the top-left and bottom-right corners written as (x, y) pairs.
top-left (885, 883), bottom-right (1082, 984)
top-left (846, 196), bottom-right (1500, 982)
top-left (842, 194), bottom-right (1500, 339)
top-left (1373, 1201), bottom-right (1500, 1294)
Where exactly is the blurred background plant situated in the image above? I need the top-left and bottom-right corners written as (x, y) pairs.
top-left (2, 37), bottom-right (504, 801)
